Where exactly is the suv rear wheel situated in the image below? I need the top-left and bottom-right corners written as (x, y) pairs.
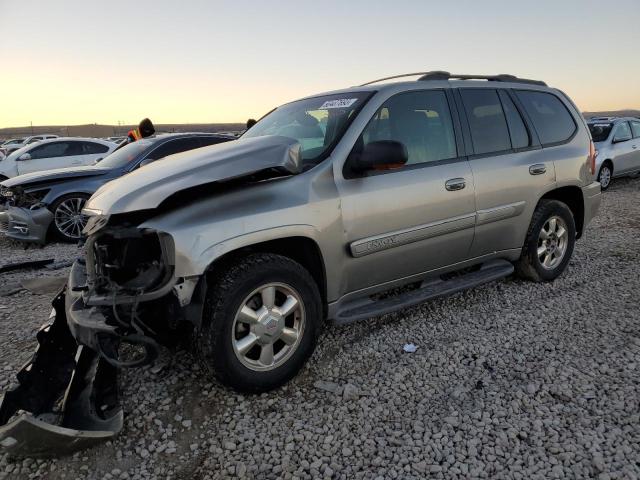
top-left (196, 253), bottom-right (322, 393)
top-left (516, 200), bottom-right (576, 282)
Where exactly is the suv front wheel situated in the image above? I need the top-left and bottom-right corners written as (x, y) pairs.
top-left (197, 253), bottom-right (322, 393)
top-left (516, 199), bottom-right (576, 282)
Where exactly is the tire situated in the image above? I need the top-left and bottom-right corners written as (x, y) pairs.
top-left (196, 253), bottom-right (322, 393)
top-left (515, 199), bottom-right (576, 282)
top-left (49, 193), bottom-right (91, 242)
top-left (598, 162), bottom-right (613, 191)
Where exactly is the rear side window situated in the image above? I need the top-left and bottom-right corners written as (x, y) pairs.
top-left (460, 89), bottom-right (511, 155)
top-left (498, 91), bottom-right (530, 149)
top-left (145, 137), bottom-right (203, 162)
top-left (630, 121), bottom-right (640, 138)
top-left (515, 91), bottom-right (576, 146)
top-left (81, 142), bottom-right (109, 154)
top-left (198, 136), bottom-right (231, 147)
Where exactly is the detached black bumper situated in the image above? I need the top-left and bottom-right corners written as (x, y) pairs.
top-left (0, 292), bottom-right (123, 457)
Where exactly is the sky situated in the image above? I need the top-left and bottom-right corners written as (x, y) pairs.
top-left (0, 0), bottom-right (639, 128)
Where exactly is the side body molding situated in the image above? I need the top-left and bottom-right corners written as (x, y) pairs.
top-left (476, 201), bottom-right (526, 226)
top-left (349, 213), bottom-right (476, 258)
top-left (349, 202), bottom-right (526, 258)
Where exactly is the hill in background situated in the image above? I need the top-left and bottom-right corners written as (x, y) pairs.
top-left (0, 123), bottom-right (245, 139)
top-left (583, 109), bottom-right (640, 119)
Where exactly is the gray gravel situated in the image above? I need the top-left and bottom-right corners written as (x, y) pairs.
top-left (1, 178), bottom-right (640, 479)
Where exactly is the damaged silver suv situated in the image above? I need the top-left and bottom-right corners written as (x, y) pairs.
top-left (0, 72), bottom-right (602, 456)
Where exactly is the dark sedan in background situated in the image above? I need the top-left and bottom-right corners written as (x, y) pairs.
top-left (0, 133), bottom-right (234, 243)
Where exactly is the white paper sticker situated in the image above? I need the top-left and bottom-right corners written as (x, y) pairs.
top-left (320, 98), bottom-right (358, 109)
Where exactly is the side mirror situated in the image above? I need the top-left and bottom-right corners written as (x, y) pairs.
top-left (350, 140), bottom-right (408, 173)
top-left (18, 153), bottom-right (31, 161)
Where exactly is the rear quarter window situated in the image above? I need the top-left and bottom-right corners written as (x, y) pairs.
top-left (515, 90), bottom-right (577, 146)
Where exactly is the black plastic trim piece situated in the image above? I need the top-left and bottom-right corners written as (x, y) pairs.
top-left (334, 259), bottom-right (514, 325)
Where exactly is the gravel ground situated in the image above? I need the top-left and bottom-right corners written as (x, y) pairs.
top-left (1, 178), bottom-right (639, 479)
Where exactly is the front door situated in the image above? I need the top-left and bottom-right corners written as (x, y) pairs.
top-left (17, 141), bottom-right (73, 175)
top-left (336, 89), bottom-right (476, 294)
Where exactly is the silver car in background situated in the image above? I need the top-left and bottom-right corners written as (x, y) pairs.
top-left (587, 117), bottom-right (640, 190)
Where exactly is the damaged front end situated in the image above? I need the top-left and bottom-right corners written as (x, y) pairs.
top-left (0, 221), bottom-right (187, 457)
top-left (0, 186), bottom-right (53, 244)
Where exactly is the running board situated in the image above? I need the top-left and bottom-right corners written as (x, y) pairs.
top-left (334, 260), bottom-right (514, 325)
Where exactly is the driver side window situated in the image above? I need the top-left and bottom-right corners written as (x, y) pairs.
top-left (360, 90), bottom-right (457, 166)
top-left (614, 122), bottom-right (632, 142)
top-left (29, 142), bottom-right (69, 159)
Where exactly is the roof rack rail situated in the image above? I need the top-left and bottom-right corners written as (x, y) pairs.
top-left (360, 71), bottom-right (547, 87)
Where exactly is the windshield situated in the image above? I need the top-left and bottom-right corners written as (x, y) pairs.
top-left (588, 123), bottom-right (613, 142)
top-left (95, 140), bottom-right (152, 168)
top-left (242, 92), bottom-right (371, 163)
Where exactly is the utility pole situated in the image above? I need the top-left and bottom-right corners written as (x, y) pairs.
top-left (30, 121), bottom-right (34, 135)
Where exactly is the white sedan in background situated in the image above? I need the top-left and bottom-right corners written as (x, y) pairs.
top-left (0, 137), bottom-right (117, 179)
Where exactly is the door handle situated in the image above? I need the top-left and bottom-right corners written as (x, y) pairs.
top-left (632, 145), bottom-right (637, 149)
top-left (529, 164), bottom-right (546, 175)
top-left (445, 178), bottom-right (466, 191)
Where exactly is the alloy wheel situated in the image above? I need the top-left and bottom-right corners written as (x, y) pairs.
top-left (231, 282), bottom-right (305, 371)
top-left (599, 166), bottom-right (611, 189)
top-left (54, 197), bottom-right (88, 239)
top-left (537, 215), bottom-right (569, 270)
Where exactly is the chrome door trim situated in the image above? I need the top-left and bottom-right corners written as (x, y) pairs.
top-left (476, 201), bottom-right (526, 226)
top-left (349, 213), bottom-right (476, 258)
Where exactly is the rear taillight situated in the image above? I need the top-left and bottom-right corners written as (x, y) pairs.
top-left (588, 140), bottom-right (596, 176)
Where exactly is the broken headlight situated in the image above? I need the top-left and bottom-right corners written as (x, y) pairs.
top-left (89, 229), bottom-right (175, 296)
top-left (1, 187), bottom-right (49, 208)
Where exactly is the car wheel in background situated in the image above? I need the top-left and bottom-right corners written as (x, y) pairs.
top-left (516, 199), bottom-right (576, 282)
top-left (598, 162), bottom-right (613, 190)
top-left (49, 193), bottom-right (91, 242)
top-left (196, 253), bottom-right (322, 393)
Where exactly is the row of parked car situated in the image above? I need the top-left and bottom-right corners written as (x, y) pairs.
top-left (0, 133), bottom-right (234, 242)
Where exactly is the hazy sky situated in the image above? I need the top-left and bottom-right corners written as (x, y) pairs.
top-left (1, 0), bottom-right (638, 127)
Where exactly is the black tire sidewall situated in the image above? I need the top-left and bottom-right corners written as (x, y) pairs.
top-left (201, 255), bottom-right (321, 393)
top-left (49, 193), bottom-right (90, 242)
top-left (524, 201), bottom-right (576, 282)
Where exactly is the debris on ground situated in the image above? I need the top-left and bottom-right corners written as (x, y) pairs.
top-left (403, 343), bottom-right (418, 353)
top-left (0, 259), bottom-right (54, 274)
top-left (313, 380), bottom-right (342, 395)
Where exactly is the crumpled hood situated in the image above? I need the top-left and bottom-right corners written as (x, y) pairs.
top-left (2, 166), bottom-right (111, 188)
top-left (86, 135), bottom-right (302, 215)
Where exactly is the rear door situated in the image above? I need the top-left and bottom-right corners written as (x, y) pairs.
top-left (458, 88), bottom-right (561, 258)
top-left (627, 120), bottom-right (640, 173)
top-left (336, 89), bottom-right (476, 293)
top-left (17, 141), bottom-right (73, 174)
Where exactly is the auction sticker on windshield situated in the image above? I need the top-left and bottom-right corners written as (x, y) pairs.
top-left (320, 98), bottom-right (358, 109)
